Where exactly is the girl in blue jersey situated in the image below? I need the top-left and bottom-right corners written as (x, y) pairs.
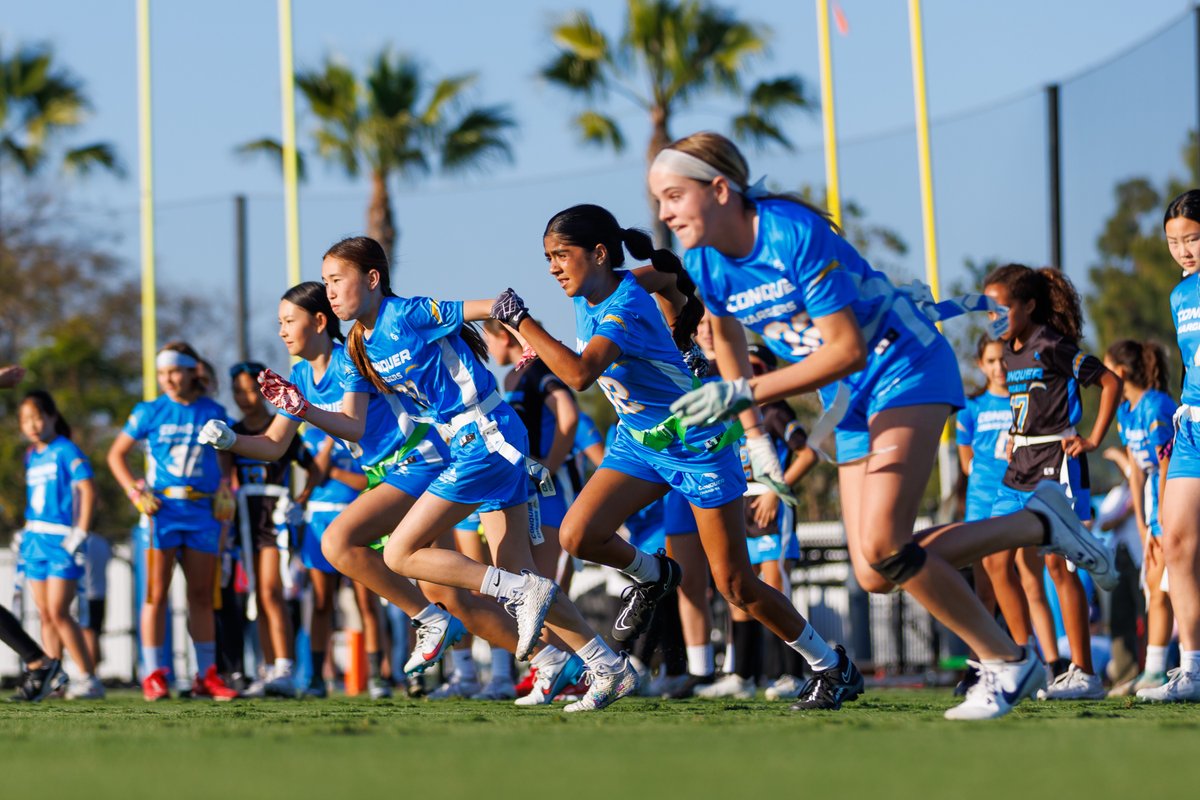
top-left (491, 204), bottom-right (863, 710)
top-left (1141, 190), bottom-right (1200, 702)
top-left (649, 132), bottom-right (1116, 720)
top-left (982, 265), bottom-right (1122, 701)
top-left (107, 342), bottom-right (239, 701)
top-left (214, 271), bottom-right (617, 709)
top-left (1105, 339), bottom-right (1177, 693)
top-left (198, 282), bottom-right (521, 689)
top-left (18, 390), bottom-right (103, 699)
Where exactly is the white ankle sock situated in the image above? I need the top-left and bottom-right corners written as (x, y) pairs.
top-left (788, 624), bottom-right (838, 672)
top-left (480, 566), bottom-right (527, 600)
top-left (687, 644), bottom-right (714, 677)
top-left (1181, 649), bottom-right (1200, 675)
top-left (622, 550), bottom-right (661, 584)
top-left (490, 646), bottom-right (514, 682)
top-left (531, 645), bottom-right (567, 669)
top-left (577, 636), bottom-right (622, 672)
top-left (452, 647), bottom-right (476, 682)
top-left (1146, 645), bottom-right (1169, 675)
top-left (414, 603), bottom-right (447, 625)
top-left (274, 658), bottom-right (294, 676)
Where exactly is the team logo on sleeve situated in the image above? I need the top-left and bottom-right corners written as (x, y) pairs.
top-left (602, 314), bottom-right (627, 329)
top-left (430, 300), bottom-right (442, 322)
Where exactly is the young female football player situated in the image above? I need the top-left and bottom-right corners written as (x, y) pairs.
top-left (648, 132), bottom-right (1117, 719)
top-left (19, 390), bottom-right (103, 699)
top-left (490, 203), bottom-right (864, 710)
top-left (1105, 339), bottom-right (1176, 693)
top-left (108, 342), bottom-right (239, 701)
top-left (1140, 190), bottom-right (1200, 702)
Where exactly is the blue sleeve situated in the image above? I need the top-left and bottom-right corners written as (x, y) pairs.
top-left (336, 350), bottom-right (375, 396)
top-left (683, 252), bottom-right (729, 318)
top-left (955, 404), bottom-right (975, 447)
top-left (122, 401), bottom-right (151, 440)
top-left (793, 218), bottom-right (858, 320)
top-left (1147, 396), bottom-right (1176, 449)
top-left (1115, 405), bottom-right (1130, 447)
top-left (592, 310), bottom-right (636, 356)
top-left (64, 443), bottom-right (94, 483)
top-left (406, 297), bottom-right (464, 342)
top-left (575, 414), bottom-right (602, 450)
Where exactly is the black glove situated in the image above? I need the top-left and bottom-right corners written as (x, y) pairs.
top-left (492, 288), bottom-right (530, 329)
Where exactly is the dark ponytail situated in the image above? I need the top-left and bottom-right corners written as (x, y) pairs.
top-left (22, 390), bottom-right (71, 440)
top-left (283, 281), bottom-right (343, 343)
top-left (324, 236), bottom-right (489, 397)
top-left (544, 204), bottom-right (702, 348)
top-left (983, 263), bottom-right (1084, 343)
top-left (619, 227), bottom-right (704, 348)
top-left (1107, 338), bottom-right (1169, 392)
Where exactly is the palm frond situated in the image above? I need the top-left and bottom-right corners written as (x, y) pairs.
top-left (551, 11), bottom-right (610, 60)
top-left (574, 110), bottom-right (625, 152)
top-left (366, 51), bottom-right (421, 119)
top-left (730, 112), bottom-right (789, 149)
top-left (296, 60), bottom-right (359, 124)
top-left (235, 137), bottom-right (307, 181)
top-left (63, 142), bottom-right (122, 177)
top-left (422, 73), bottom-right (476, 127)
top-left (440, 105), bottom-right (516, 173)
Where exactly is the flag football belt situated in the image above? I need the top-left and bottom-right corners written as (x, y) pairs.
top-left (1012, 427), bottom-right (1077, 499)
top-left (305, 501), bottom-right (348, 516)
top-left (363, 423), bottom-right (432, 489)
top-left (157, 486), bottom-right (213, 501)
top-left (1175, 404), bottom-right (1200, 427)
top-left (23, 520), bottom-right (72, 536)
top-left (437, 391), bottom-right (523, 466)
top-left (626, 414), bottom-right (743, 454)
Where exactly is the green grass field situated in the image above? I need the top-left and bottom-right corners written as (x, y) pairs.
top-left (3, 690), bottom-right (1198, 799)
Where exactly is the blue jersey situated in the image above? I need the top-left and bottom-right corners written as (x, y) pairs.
top-left (956, 391), bottom-right (1011, 499)
top-left (684, 199), bottom-right (940, 367)
top-left (24, 437), bottom-right (93, 528)
top-left (1117, 389), bottom-right (1177, 474)
top-left (1172, 272), bottom-right (1200, 406)
top-left (358, 295), bottom-right (499, 423)
top-left (284, 344), bottom-right (425, 469)
top-left (574, 412), bottom-right (603, 453)
top-left (574, 271), bottom-right (727, 447)
top-left (300, 427), bottom-right (361, 506)
top-left (122, 395), bottom-right (228, 493)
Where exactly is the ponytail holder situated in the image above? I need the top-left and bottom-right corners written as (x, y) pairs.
top-left (742, 176), bottom-right (770, 200)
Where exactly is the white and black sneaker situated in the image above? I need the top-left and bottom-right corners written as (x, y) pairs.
top-left (790, 645), bottom-right (864, 711)
top-left (503, 571), bottom-right (559, 661)
top-left (1027, 481), bottom-right (1118, 591)
top-left (10, 658), bottom-right (66, 703)
top-left (944, 643), bottom-right (1046, 720)
top-left (612, 551), bottom-right (682, 644)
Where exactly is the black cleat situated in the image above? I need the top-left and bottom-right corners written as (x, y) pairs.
top-left (665, 673), bottom-right (716, 699)
top-left (612, 551), bottom-right (682, 644)
top-left (954, 663), bottom-right (980, 697)
top-left (790, 645), bottom-right (864, 711)
top-left (10, 658), bottom-right (65, 703)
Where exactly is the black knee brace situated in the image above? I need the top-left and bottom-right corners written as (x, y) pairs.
top-left (870, 542), bottom-right (927, 584)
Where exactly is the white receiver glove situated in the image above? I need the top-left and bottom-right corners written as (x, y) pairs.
top-left (669, 377), bottom-right (753, 427)
top-left (198, 419), bottom-right (237, 451)
top-left (745, 435), bottom-right (798, 507)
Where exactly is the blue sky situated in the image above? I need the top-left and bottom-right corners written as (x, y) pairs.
top-left (1, 0), bottom-right (1196, 372)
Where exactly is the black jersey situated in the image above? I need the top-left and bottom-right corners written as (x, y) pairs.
top-left (232, 417), bottom-right (312, 537)
top-left (1002, 325), bottom-right (1105, 491)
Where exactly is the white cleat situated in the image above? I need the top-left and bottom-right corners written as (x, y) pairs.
top-left (514, 654), bottom-right (584, 706)
top-left (1027, 481), bottom-right (1118, 591)
top-left (695, 672), bottom-right (755, 699)
top-left (1041, 664), bottom-right (1105, 700)
top-left (564, 656), bottom-right (639, 713)
top-left (368, 677), bottom-right (393, 700)
top-left (427, 678), bottom-right (482, 700)
top-left (1137, 669), bottom-right (1200, 703)
top-left (403, 611), bottom-right (466, 675)
top-left (264, 668), bottom-right (296, 698)
top-left (470, 678), bottom-right (517, 701)
top-left (945, 644), bottom-right (1046, 721)
top-left (764, 674), bottom-right (804, 701)
top-left (503, 571), bottom-right (558, 662)
top-left (66, 675), bottom-right (106, 700)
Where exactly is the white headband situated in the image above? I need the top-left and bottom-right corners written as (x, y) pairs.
top-left (650, 148), bottom-right (770, 199)
top-left (156, 350), bottom-right (198, 370)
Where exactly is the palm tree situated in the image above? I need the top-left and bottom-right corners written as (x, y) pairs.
top-left (243, 50), bottom-right (515, 257)
top-left (541, 0), bottom-right (812, 243)
top-left (0, 43), bottom-right (119, 178)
